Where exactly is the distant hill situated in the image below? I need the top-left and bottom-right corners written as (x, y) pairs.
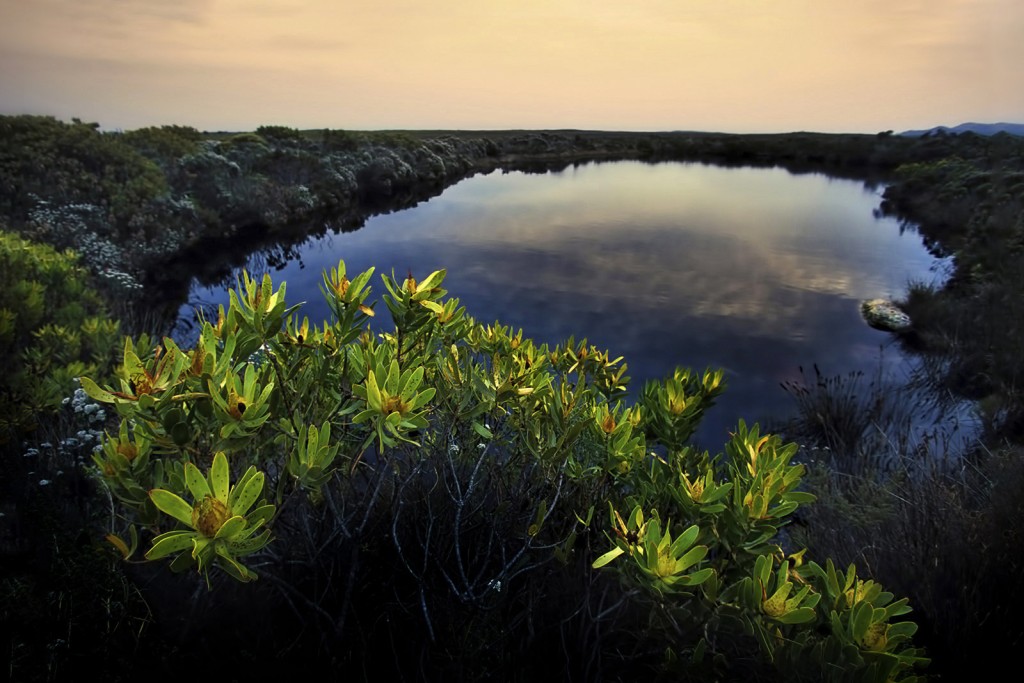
top-left (901, 122), bottom-right (1024, 137)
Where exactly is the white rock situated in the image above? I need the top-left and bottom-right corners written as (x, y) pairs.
top-left (861, 299), bottom-right (912, 332)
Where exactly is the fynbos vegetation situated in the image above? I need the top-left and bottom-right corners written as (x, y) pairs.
top-left (2, 114), bottom-right (1023, 679)
top-left (76, 262), bottom-right (927, 680)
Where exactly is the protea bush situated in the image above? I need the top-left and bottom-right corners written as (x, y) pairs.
top-left (80, 260), bottom-right (928, 680)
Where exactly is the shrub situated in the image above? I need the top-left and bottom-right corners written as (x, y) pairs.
top-left (122, 125), bottom-right (202, 166)
top-left (320, 128), bottom-right (364, 152)
top-left (0, 115), bottom-right (168, 227)
top-left (254, 125), bottom-right (306, 145)
top-left (0, 230), bottom-right (120, 442)
top-left (80, 260), bottom-right (928, 680)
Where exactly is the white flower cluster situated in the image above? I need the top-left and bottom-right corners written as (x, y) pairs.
top-left (289, 184), bottom-right (316, 211)
top-left (98, 267), bottom-right (143, 293)
top-left (64, 386), bottom-right (107, 427)
top-left (28, 198), bottom-right (109, 234)
top-left (179, 148), bottom-right (241, 177)
top-left (75, 231), bottom-right (125, 270)
top-left (19, 386), bottom-right (106, 483)
top-left (25, 198), bottom-right (146, 293)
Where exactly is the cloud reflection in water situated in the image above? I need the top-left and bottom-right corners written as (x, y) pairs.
top-left (187, 161), bottom-right (942, 448)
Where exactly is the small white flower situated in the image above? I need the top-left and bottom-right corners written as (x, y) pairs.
top-left (39, 479), bottom-right (51, 486)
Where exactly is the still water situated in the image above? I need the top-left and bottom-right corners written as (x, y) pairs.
top-left (182, 161), bottom-right (943, 449)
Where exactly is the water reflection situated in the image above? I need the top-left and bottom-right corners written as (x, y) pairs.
top-left (182, 161), bottom-right (944, 448)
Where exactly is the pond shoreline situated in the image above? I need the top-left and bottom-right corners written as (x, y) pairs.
top-left (147, 129), bottom-right (920, 317)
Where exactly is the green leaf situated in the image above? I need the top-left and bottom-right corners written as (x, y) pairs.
top-left (365, 371), bottom-right (382, 411)
top-left (851, 601), bottom-right (873, 641)
top-left (701, 571), bottom-right (719, 600)
top-left (385, 360), bottom-right (400, 392)
top-left (352, 408), bottom-right (376, 424)
top-left (755, 554), bottom-right (772, 588)
top-left (184, 461), bottom-right (211, 501)
top-left (214, 515), bottom-right (247, 540)
top-left (416, 269), bottom-right (446, 294)
top-left (170, 422), bottom-right (191, 447)
top-left (146, 530), bottom-right (196, 560)
top-left (210, 452), bottom-right (229, 502)
top-left (79, 376), bottom-right (117, 403)
top-left (192, 537), bottom-right (214, 569)
top-left (214, 544), bottom-right (256, 582)
top-left (229, 529), bottom-right (272, 554)
top-left (592, 546), bottom-right (625, 568)
top-left (401, 366), bottom-right (425, 395)
top-left (472, 421), bottom-right (493, 440)
top-left (692, 638), bottom-right (707, 664)
top-left (679, 567), bottom-right (715, 586)
top-left (228, 466), bottom-right (257, 510)
top-left (671, 524), bottom-right (700, 555)
top-left (232, 470), bottom-right (265, 516)
top-left (169, 549), bottom-right (196, 573)
top-left (884, 597), bottom-right (913, 620)
top-left (677, 544), bottom-right (708, 571)
top-left (776, 607), bottom-right (817, 624)
top-left (627, 505), bottom-right (644, 530)
top-left (149, 489), bottom-right (195, 527)
top-left (411, 387), bottom-right (436, 409)
top-left (886, 621), bottom-right (918, 639)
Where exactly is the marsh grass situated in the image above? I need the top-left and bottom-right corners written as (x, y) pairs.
top-left (781, 360), bottom-right (1024, 678)
top-left (899, 264), bottom-right (1024, 441)
top-left (779, 357), bottom-right (975, 477)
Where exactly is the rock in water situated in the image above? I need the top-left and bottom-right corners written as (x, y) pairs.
top-left (860, 299), bottom-right (912, 332)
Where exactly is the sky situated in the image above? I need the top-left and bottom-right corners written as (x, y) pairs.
top-left (1, 0), bottom-right (1021, 133)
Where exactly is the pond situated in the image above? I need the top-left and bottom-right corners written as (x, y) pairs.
top-left (180, 161), bottom-right (945, 449)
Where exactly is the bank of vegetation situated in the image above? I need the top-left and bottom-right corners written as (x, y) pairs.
top-left (1, 115), bottom-right (1022, 680)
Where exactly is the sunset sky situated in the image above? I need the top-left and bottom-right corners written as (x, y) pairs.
top-left (1, 0), bottom-right (1021, 133)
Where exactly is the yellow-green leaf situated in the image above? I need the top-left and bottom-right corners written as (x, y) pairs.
top-left (146, 530), bottom-right (195, 560)
top-left (592, 546), bottom-right (625, 568)
top-left (210, 452), bottom-right (229, 502)
top-left (79, 376), bottom-right (117, 403)
top-left (149, 489), bottom-right (194, 527)
top-left (232, 470), bottom-right (265, 516)
top-left (214, 515), bottom-right (247, 540)
top-left (184, 461), bottom-right (211, 501)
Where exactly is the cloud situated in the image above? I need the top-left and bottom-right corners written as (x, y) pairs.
top-left (261, 34), bottom-right (352, 53)
top-left (1, 0), bottom-right (1021, 131)
top-left (47, 0), bottom-right (212, 24)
